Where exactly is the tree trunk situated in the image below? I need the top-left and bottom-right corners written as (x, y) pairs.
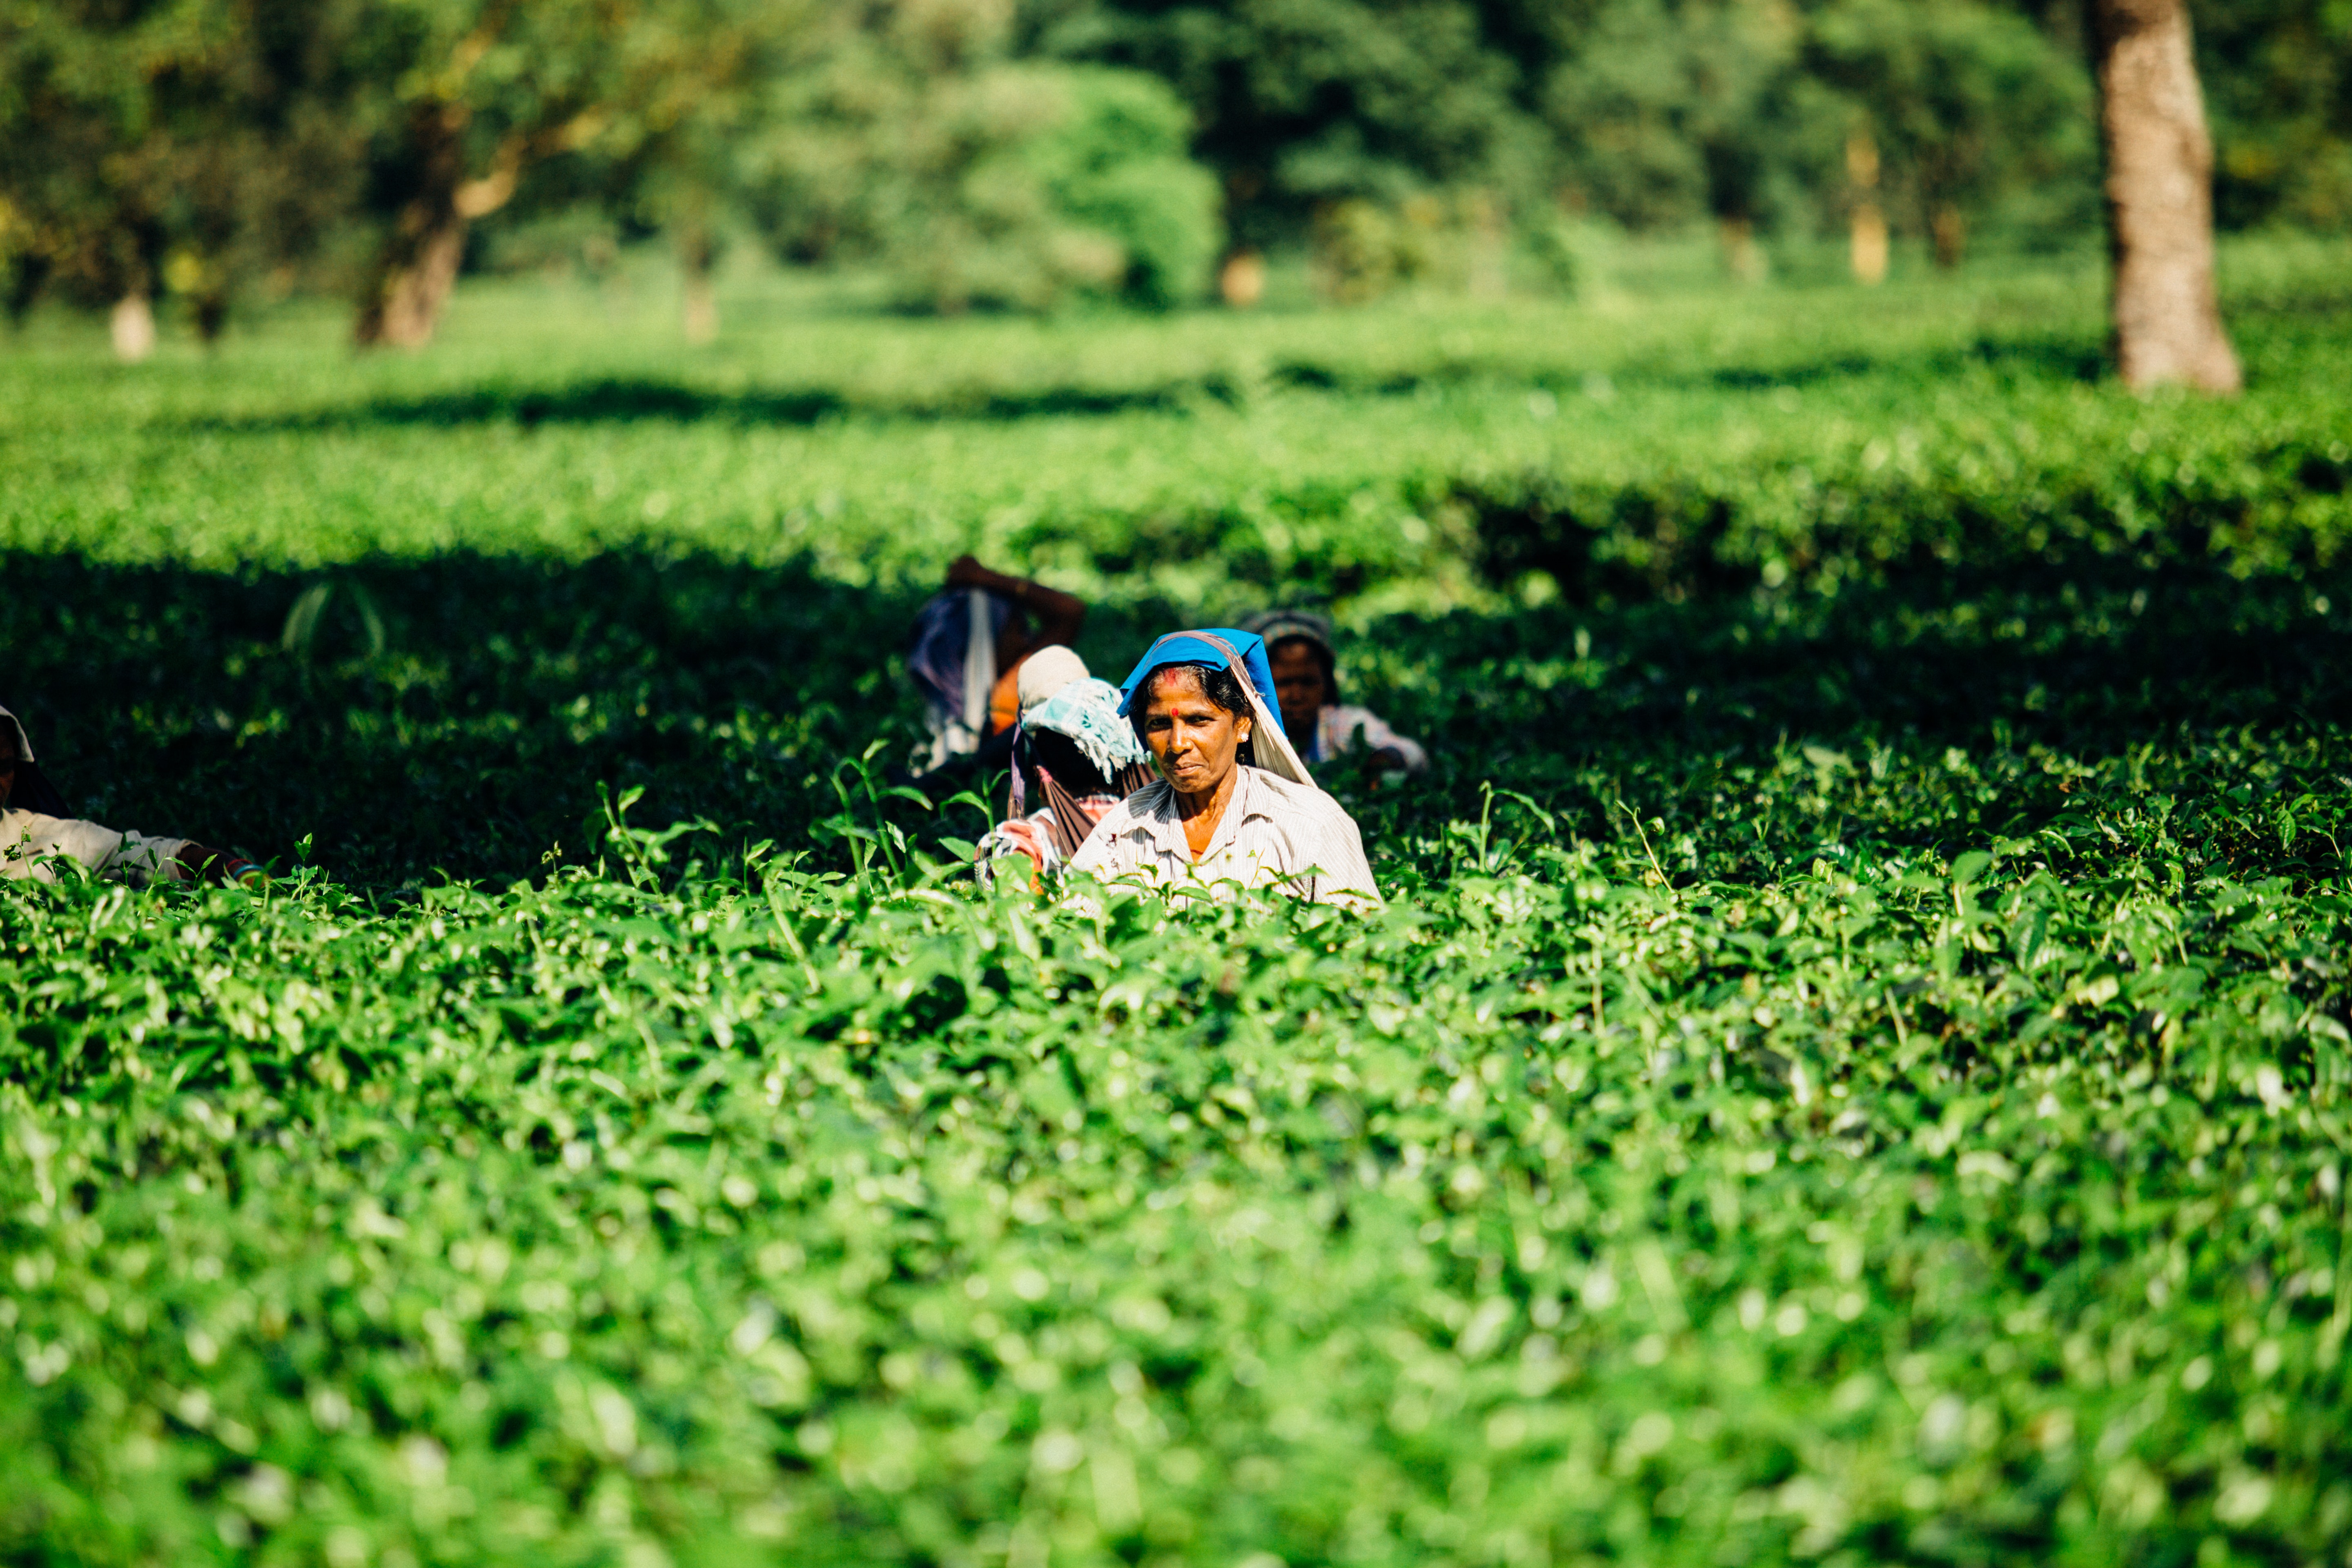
top-left (681, 223), bottom-right (719, 344)
top-left (354, 105), bottom-right (530, 350)
top-left (1846, 133), bottom-right (1888, 285)
top-left (358, 217), bottom-right (468, 349)
top-left (357, 106), bottom-right (468, 349)
top-left (1930, 205), bottom-right (1966, 269)
top-left (194, 292), bottom-right (230, 345)
top-left (110, 293), bottom-right (156, 362)
top-left (1717, 217), bottom-right (1764, 283)
top-left (1218, 249), bottom-right (1266, 308)
top-left (2087, 0), bottom-right (2240, 391)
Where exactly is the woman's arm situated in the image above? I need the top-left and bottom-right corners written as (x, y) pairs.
top-left (1329, 706), bottom-right (1428, 773)
top-left (171, 842), bottom-right (266, 886)
top-left (946, 556), bottom-right (1086, 647)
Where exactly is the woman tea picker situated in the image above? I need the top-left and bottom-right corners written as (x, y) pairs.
top-left (904, 556), bottom-right (1087, 776)
top-left (1241, 608), bottom-right (1426, 775)
top-left (1067, 630), bottom-right (1380, 909)
top-left (976, 648), bottom-right (1156, 881)
top-left (0, 704), bottom-right (262, 886)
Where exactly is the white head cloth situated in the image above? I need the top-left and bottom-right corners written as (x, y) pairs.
top-left (1017, 646), bottom-right (1090, 717)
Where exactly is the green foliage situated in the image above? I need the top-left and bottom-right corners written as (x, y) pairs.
top-left (1026, 0), bottom-right (1544, 242)
top-left (737, 7), bottom-right (1222, 312)
top-left (0, 0), bottom-right (347, 327)
top-left (1541, 0), bottom-right (1802, 231)
top-left (1021, 67), bottom-right (1223, 307)
top-left (6, 238), bottom-right (2352, 1564)
top-left (7, 0), bottom-right (2348, 338)
top-left (1802, 0), bottom-right (2100, 256)
top-left (7, 581), bottom-right (2352, 1561)
top-left (886, 62), bottom-right (1223, 311)
top-left (2199, 0), bottom-right (2352, 230)
top-left (1, 239), bottom-right (2345, 612)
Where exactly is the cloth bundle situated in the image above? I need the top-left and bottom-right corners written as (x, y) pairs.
top-left (908, 587), bottom-right (1014, 764)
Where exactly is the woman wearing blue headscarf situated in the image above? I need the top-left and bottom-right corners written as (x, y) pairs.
top-left (1067, 629), bottom-right (1379, 909)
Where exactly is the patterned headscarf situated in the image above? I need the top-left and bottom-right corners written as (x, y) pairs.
top-left (1026, 678), bottom-right (1149, 780)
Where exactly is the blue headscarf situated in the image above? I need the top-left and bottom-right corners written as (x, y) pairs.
top-left (1116, 629), bottom-right (1284, 735)
top-left (1116, 628), bottom-right (1314, 786)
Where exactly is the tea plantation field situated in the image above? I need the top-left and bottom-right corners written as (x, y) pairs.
top-left (5, 244), bottom-right (2352, 1565)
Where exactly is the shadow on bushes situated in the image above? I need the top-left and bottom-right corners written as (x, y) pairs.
top-left (4, 548), bottom-right (2349, 890)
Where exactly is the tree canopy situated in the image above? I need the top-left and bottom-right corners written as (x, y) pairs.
top-left (0, 0), bottom-right (2342, 336)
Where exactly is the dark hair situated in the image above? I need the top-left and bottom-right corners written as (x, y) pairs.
top-left (1131, 662), bottom-right (1257, 767)
top-left (0, 710), bottom-right (71, 817)
top-left (1268, 634), bottom-right (1339, 706)
top-left (1023, 728), bottom-right (1120, 798)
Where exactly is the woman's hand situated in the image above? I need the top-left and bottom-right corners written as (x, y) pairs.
top-left (944, 555), bottom-right (997, 590)
top-left (176, 842), bottom-right (266, 887)
top-left (943, 557), bottom-right (1086, 650)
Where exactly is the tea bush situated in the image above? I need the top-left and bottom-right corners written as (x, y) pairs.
top-left (4, 245), bottom-right (2352, 1564)
top-left (3, 239), bottom-right (2346, 613)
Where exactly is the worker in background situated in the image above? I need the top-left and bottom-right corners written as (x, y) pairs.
top-left (1241, 609), bottom-right (1427, 776)
top-left (0, 704), bottom-right (263, 887)
top-left (902, 556), bottom-right (1086, 792)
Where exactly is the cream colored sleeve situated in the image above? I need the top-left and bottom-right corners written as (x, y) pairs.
top-left (0, 812), bottom-right (186, 885)
top-left (1280, 792), bottom-right (1382, 909)
top-left (103, 831), bottom-right (193, 886)
top-left (1065, 810), bottom-right (1127, 879)
top-left (1326, 705), bottom-right (1428, 771)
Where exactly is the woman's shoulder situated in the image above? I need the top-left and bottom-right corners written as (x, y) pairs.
top-left (1242, 767), bottom-right (1356, 822)
top-left (1091, 779), bottom-right (1174, 832)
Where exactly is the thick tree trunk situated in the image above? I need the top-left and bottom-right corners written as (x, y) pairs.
top-left (2088, 0), bottom-right (2240, 391)
top-left (357, 106), bottom-right (470, 350)
top-left (1930, 205), bottom-right (1966, 269)
top-left (355, 105), bottom-right (528, 350)
top-left (193, 292), bottom-right (230, 344)
top-left (358, 217), bottom-right (468, 348)
top-left (1218, 249), bottom-right (1266, 308)
top-left (1717, 217), bottom-right (1764, 283)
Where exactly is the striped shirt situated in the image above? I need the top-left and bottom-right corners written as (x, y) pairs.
top-left (1068, 766), bottom-right (1381, 909)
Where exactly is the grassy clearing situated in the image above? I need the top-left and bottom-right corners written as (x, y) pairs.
top-left (4, 244), bottom-right (2352, 1564)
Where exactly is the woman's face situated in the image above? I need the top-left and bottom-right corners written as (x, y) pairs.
top-left (1140, 669), bottom-right (1250, 797)
top-left (1268, 638), bottom-right (1329, 734)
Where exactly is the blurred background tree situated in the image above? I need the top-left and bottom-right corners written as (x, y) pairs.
top-left (0, 0), bottom-right (357, 358)
top-left (0, 0), bottom-right (2344, 338)
top-left (737, 0), bottom-right (1221, 312)
top-left (1801, 0), bottom-right (2100, 272)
